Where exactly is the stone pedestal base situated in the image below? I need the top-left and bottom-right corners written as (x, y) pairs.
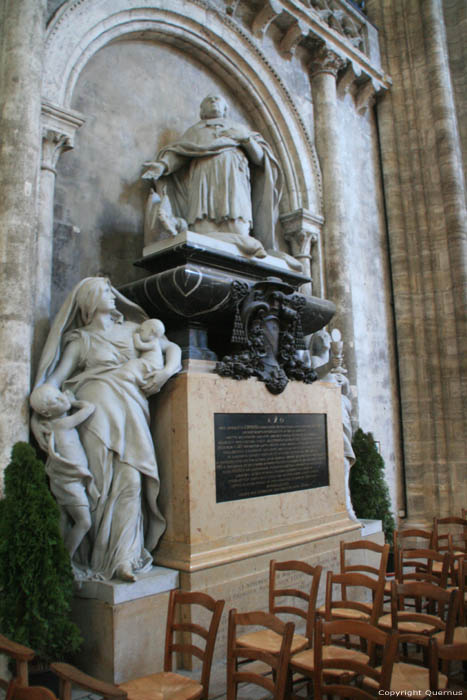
top-left (71, 567), bottom-right (179, 683)
top-left (151, 368), bottom-right (360, 660)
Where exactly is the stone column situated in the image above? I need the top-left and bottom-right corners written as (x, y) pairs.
top-left (366, 0), bottom-right (467, 521)
top-left (34, 103), bottom-right (85, 363)
top-left (309, 46), bottom-right (359, 418)
top-left (0, 0), bottom-right (47, 481)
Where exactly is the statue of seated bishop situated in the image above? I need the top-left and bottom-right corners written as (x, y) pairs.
top-left (142, 94), bottom-right (301, 271)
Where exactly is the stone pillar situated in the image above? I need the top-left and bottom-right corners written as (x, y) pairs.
top-left (0, 0), bottom-right (47, 482)
top-left (366, 0), bottom-right (467, 521)
top-left (309, 46), bottom-right (359, 418)
top-left (34, 103), bottom-right (85, 363)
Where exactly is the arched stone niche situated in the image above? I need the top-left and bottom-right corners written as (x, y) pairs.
top-left (43, 0), bottom-right (324, 311)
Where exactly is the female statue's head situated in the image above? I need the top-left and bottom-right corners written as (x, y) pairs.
top-left (75, 277), bottom-right (118, 326)
top-left (200, 94), bottom-right (228, 120)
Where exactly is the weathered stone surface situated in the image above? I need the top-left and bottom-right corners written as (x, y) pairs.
top-left (0, 0), bottom-right (46, 483)
top-left (367, 0), bottom-right (467, 520)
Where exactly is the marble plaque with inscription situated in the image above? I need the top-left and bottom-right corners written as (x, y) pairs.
top-left (214, 413), bottom-right (329, 502)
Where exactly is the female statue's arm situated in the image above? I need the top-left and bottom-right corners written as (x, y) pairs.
top-left (46, 339), bottom-right (82, 389)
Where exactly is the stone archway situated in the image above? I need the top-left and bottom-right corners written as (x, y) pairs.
top-left (39, 0), bottom-right (325, 315)
top-left (43, 0), bottom-right (323, 211)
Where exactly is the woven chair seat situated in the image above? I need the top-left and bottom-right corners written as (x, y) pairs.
top-left (364, 662), bottom-right (447, 697)
top-left (236, 628), bottom-right (308, 654)
top-left (119, 672), bottom-right (203, 700)
top-left (291, 644), bottom-right (369, 677)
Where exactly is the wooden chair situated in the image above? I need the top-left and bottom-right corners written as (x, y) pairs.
top-left (118, 590), bottom-right (224, 700)
top-left (323, 570), bottom-right (385, 625)
top-left (433, 558), bottom-right (467, 646)
top-left (0, 635), bottom-right (35, 689)
top-left (236, 560), bottom-right (322, 656)
top-left (429, 637), bottom-right (467, 691)
top-left (340, 540), bottom-right (391, 601)
top-left (433, 517), bottom-right (467, 582)
top-left (51, 664), bottom-right (127, 700)
top-left (455, 554), bottom-right (467, 627)
top-left (372, 581), bottom-right (458, 695)
top-left (379, 580), bottom-right (457, 640)
top-left (6, 681), bottom-right (56, 700)
top-left (393, 528), bottom-right (434, 582)
top-left (292, 617), bottom-right (398, 700)
top-left (340, 540), bottom-right (390, 579)
top-left (226, 609), bottom-right (294, 700)
top-left (52, 590), bottom-right (224, 700)
top-left (397, 548), bottom-right (450, 587)
top-left (434, 516), bottom-right (467, 555)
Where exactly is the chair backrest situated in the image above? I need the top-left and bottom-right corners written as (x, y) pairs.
top-left (226, 609), bottom-right (294, 700)
top-left (6, 681), bottom-right (56, 700)
top-left (433, 516), bottom-right (467, 556)
top-left (340, 540), bottom-right (389, 580)
top-left (164, 589), bottom-right (224, 698)
top-left (325, 571), bottom-right (385, 625)
top-left (393, 528), bottom-right (434, 580)
top-left (398, 548), bottom-right (450, 587)
top-left (313, 617), bottom-right (398, 700)
top-left (390, 580), bottom-right (458, 646)
top-left (429, 638), bottom-right (467, 691)
top-left (269, 559), bottom-right (322, 644)
top-left (0, 635), bottom-right (35, 688)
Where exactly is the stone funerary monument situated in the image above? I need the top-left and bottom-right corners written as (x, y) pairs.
top-left (2, 0), bottom-right (466, 686)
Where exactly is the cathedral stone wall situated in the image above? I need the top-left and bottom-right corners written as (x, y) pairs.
top-left (367, 0), bottom-right (467, 521)
top-left (0, 0), bottom-right (465, 524)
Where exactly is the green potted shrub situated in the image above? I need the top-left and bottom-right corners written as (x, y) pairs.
top-left (0, 442), bottom-right (82, 669)
top-left (349, 429), bottom-right (396, 566)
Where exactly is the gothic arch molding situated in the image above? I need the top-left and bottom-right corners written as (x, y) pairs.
top-left (44, 0), bottom-right (322, 216)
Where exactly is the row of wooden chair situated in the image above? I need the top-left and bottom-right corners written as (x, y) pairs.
top-left (3, 589), bottom-right (462, 700)
top-left (2, 525), bottom-right (465, 700)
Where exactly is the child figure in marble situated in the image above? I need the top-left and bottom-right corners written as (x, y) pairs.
top-left (133, 318), bottom-right (165, 379)
top-left (29, 384), bottom-right (98, 559)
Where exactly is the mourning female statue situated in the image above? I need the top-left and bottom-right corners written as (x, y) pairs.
top-left (30, 277), bottom-right (182, 581)
top-left (142, 94), bottom-right (300, 270)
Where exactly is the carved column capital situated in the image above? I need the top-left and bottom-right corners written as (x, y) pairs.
top-left (281, 209), bottom-right (323, 259)
top-left (252, 0), bottom-right (283, 38)
top-left (41, 130), bottom-right (72, 174)
top-left (309, 44), bottom-right (347, 79)
top-left (280, 209), bottom-right (323, 291)
top-left (40, 101), bottom-right (85, 174)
